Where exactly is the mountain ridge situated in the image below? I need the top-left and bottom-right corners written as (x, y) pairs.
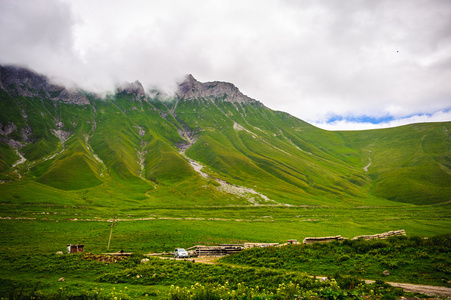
top-left (0, 65), bottom-right (90, 105)
top-left (177, 74), bottom-right (259, 105)
top-left (0, 64), bottom-right (450, 210)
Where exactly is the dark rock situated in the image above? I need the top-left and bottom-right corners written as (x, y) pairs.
top-left (7, 139), bottom-right (24, 149)
top-left (117, 80), bottom-right (146, 101)
top-left (177, 74), bottom-right (260, 104)
top-left (0, 122), bottom-right (17, 136)
top-left (0, 65), bottom-right (89, 105)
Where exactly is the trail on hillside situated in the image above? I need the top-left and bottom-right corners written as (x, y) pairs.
top-left (176, 122), bottom-right (280, 206)
top-left (181, 153), bottom-right (281, 206)
top-left (363, 158), bottom-right (372, 172)
top-left (12, 149), bottom-right (26, 168)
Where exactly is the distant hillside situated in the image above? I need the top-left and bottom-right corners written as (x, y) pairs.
top-left (0, 65), bottom-right (450, 209)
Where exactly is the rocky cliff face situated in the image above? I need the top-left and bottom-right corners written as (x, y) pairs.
top-left (0, 65), bottom-right (260, 106)
top-left (116, 80), bottom-right (146, 101)
top-left (177, 74), bottom-right (258, 104)
top-left (0, 65), bottom-right (89, 105)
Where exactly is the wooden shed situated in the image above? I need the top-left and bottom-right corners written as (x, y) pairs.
top-left (244, 242), bottom-right (279, 248)
top-left (187, 244), bottom-right (244, 257)
top-left (67, 244), bottom-right (84, 253)
top-left (302, 235), bottom-right (345, 244)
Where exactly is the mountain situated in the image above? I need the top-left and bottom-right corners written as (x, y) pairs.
top-left (0, 65), bottom-right (450, 211)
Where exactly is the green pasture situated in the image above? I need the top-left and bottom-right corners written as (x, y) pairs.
top-left (1, 203), bottom-right (449, 255)
top-left (1, 69), bottom-right (451, 298)
top-left (221, 235), bottom-right (451, 287)
top-left (0, 226), bottom-right (448, 299)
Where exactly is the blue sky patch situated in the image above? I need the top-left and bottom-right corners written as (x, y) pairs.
top-left (327, 115), bottom-right (396, 124)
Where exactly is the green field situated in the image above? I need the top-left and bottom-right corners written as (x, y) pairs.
top-left (0, 229), bottom-right (449, 299)
top-left (0, 203), bottom-right (450, 298)
top-left (221, 235), bottom-right (451, 287)
top-left (1, 66), bottom-right (450, 299)
top-left (1, 204), bottom-right (450, 254)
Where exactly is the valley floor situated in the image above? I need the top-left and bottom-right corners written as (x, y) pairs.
top-left (0, 202), bottom-right (449, 299)
top-left (0, 203), bottom-right (450, 253)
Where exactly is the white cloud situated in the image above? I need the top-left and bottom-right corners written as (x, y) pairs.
top-left (312, 109), bottom-right (451, 131)
top-left (0, 0), bottom-right (450, 129)
top-left (0, 0), bottom-right (78, 78)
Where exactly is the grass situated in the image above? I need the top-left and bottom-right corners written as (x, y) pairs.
top-left (0, 252), bottom-right (424, 299)
top-left (37, 153), bottom-right (103, 190)
top-left (1, 72), bottom-right (451, 298)
top-left (2, 88), bottom-right (451, 206)
top-left (0, 204), bottom-right (447, 297)
top-left (221, 235), bottom-right (451, 287)
top-left (0, 204), bottom-right (449, 254)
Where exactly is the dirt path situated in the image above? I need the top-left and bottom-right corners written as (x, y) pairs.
top-left (190, 257), bottom-right (219, 264)
top-left (316, 278), bottom-right (451, 298)
top-left (371, 281), bottom-right (451, 298)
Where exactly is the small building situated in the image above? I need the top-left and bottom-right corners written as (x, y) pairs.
top-left (187, 244), bottom-right (244, 257)
top-left (244, 243), bottom-right (279, 249)
top-left (287, 239), bottom-right (299, 245)
top-left (67, 244), bottom-right (84, 253)
top-left (302, 235), bottom-right (345, 244)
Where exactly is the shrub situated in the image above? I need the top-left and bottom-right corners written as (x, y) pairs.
top-left (337, 254), bottom-right (350, 262)
top-left (333, 273), bottom-right (364, 290)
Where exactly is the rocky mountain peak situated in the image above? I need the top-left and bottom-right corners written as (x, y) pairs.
top-left (0, 65), bottom-right (89, 105)
top-left (177, 74), bottom-right (257, 104)
top-left (116, 80), bottom-right (146, 101)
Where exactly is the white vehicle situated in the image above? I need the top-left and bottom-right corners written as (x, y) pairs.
top-left (174, 248), bottom-right (189, 258)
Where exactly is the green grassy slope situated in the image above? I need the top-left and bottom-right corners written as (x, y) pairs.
top-left (221, 235), bottom-right (451, 287)
top-left (1, 83), bottom-right (450, 209)
top-left (178, 99), bottom-right (374, 205)
top-left (339, 123), bottom-right (451, 204)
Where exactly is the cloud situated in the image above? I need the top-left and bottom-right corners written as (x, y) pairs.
top-left (0, 0), bottom-right (78, 78)
top-left (0, 0), bottom-right (450, 130)
top-left (312, 109), bottom-right (451, 131)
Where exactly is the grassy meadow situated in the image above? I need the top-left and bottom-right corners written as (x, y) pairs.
top-left (0, 217), bottom-right (449, 299)
top-left (1, 69), bottom-right (451, 298)
top-left (0, 252), bottom-right (412, 299)
top-left (1, 203), bottom-right (450, 254)
top-left (1, 198), bottom-right (450, 298)
top-left (221, 235), bottom-right (451, 287)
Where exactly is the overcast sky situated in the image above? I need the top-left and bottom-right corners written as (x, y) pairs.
top-left (1, 0), bottom-right (450, 130)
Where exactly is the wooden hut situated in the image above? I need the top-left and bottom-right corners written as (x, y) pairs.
top-left (302, 235), bottom-right (345, 244)
top-left (67, 244), bottom-right (84, 253)
top-left (187, 244), bottom-right (244, 257)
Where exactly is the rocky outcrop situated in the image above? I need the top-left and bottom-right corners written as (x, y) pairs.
top-left (6, 139), bottom-right (24, 149)
top-left (116, 80), bottom-right (146, 101)
top-left (0, 65), bottom-right (89, 105)
top-left (1, 65), bottom-right (259, 106)
top-left (0, 122), bottom-right (17, 136)
top-left (51, 129), bottom-right (71, 144)
top-left (352, 230), bottom-right (406, 240)
top-left (20, 126), bottom-right (32, 144)
top-left (177, 74), bottom-right (258, 104)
